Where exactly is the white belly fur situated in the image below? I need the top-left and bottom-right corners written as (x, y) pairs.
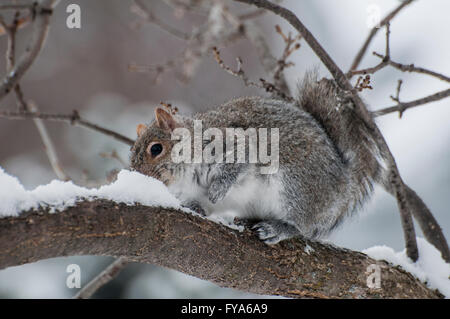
top-left (168, 168), bottom-right (285, 221)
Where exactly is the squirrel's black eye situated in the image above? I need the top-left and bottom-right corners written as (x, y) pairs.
top-left (150, 143), bottom-right (163, 157)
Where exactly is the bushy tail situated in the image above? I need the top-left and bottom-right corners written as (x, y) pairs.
top-left (297, 72), bottom-right (450, 262)
top-left (297, 72), bottom-right (386, 213)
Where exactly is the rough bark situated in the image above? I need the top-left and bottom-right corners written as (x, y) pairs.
top-left (0, 199), bottom-right (442, 299)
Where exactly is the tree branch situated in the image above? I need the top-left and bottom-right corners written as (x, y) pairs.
top-left (0, 110), bottom-right (135, 146)
top-left (0, 0), bottom-right (60, 101)
top-left (374, 87), bottom-right (450, 117)
top-left (0, 199), bottom-right (442, 299)
top-left (0, 2), bottom-right (36, 12)
top-left (349, 0), bottom-right (415, 72)
top-left (132, 0), bottom-right (190, 40)
top-left (212, 46), bottom-right (293, 101)
top-left (350, 51), bottom-right (450, 84)
top-left (73, 256), bottom-right (129, 299)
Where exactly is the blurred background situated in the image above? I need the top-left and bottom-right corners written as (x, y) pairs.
top-left (0, 0), bottom-right (449, 298)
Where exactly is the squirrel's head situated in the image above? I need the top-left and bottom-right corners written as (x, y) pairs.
top-left (130, 107), bottom-right (182, 185)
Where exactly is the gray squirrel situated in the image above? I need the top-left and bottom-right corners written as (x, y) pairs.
top-left (130, 73), bottom-right (387, 244)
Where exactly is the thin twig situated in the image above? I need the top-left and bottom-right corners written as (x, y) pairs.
top-left (0, 110), bottom-right (135, 145)
top-left (219, 1), bottom-right (293, 94)
top-left (374, 87), bottom-right (450, 117)
top-left (385, 22), bottom-right (391, 58)
top-left (373, 52), bottom-right (450, 83)
top-left (390, 79), bottom-right (403, 103)
top-left (212, 46), bottom-right (293, 101)
top-left (130, 1), bottom-right (246, 83)
top-left (28, 102), bottom-right (70, 180)
top-left (348, 19), bottom-right (450, 119)
top-left (2, 10), bottom-right (34, 112)
top-left (130, 0), bottom-right (291, 93)
top-left (240, 21), bottom-right (290, 96)
top-left (273, 25), bottom-right (301, 91)
top-left (0, 2), bottom-right (35, 11)
top-left (352, 51), bottom-right (450, 85)
top-left (132, 0), bottom-right (190, 40)
top-left (1, 8), bottom-right (70, 180)
top-left (0, 9), bottom-right (32, 36)
top-left (0, 0), bottom-right (60, 101)
top-left (73, 257), bottom-right (129, 299)
top-left (212, 46), bottom-right (256, 86)
top-left (347, 20), bottom-right (450, 119)
top-left (350, 20), bottom-right (450, 84)
top-left (349, 0), bottom-right (415, 73)
top-left (348, 23), bottom-right (391, 77)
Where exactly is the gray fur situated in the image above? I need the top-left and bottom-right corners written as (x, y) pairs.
top-left (130, 75), bottom-right (386, 244)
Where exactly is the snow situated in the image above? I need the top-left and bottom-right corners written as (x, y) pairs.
top-left (364, 237), bottom-right (450, 298)
top-left (0, 167), bottom-right (182, 217)
top-left (0, 166), bottom-right (243, 231)
top-left (304, 244), bottom-right (314, 255)
top-left (207, 211), bottom-right (245, 232)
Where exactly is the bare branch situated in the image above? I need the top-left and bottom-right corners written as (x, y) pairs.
top-left (0, 110), bottom-right (135, 146)
top-left (73, 257), bottom-right (129, 299)
top-left (130, 1), bottom-right (292, 93)
top-left (352, 52), bottom-right (450, 84)
top-left (132, 0), bottom-right (190, 40)
top-left (1, 12), bottom-right (27, 112)
top-left (0, 200), bottom-right (442, 299)
top-left (212, 46), bottom-right (257, 87)
top-left (390, 79), bottom-right (403, 103)
top-left (130, 1), bottom-right (247, 83)
top-left (349, 0), bottom-right (415, 72)
top-left (0, 8), bottom-right (70, 180)
top-left (348, 19), bottom-right (450, 119)
top-left (373, 52), bottom-right (450, 83)
top-left (0, 2), bottom-right (35, 12)
top-left (348, 23), bottom-right (392, 78)
top-left (27, 102), bottom-right (70, 180)
top-left (272, 25), bottom-right (301, 90)
top-left (0, 0), bottom-right (60, 101)
top-left (212, 46), bottom-right (294, 101)
top-left (374, 87), bottom-right (450, 118)
top-left (235, 0), bottom-right (351, 92)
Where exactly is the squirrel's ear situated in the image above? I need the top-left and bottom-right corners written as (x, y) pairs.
top-left (136, 124), bottom-right (147, 137)
top-left (155, 107), bottom-right (178, 132)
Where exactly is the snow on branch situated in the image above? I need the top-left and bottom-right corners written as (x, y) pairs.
top-left (0, 168), bottom-right (180, 217)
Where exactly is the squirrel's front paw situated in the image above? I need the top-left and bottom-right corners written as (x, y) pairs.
top-left (208, 182), bottom-right (228, 204)
top-left (252, 220), bottom-right (298, 245)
